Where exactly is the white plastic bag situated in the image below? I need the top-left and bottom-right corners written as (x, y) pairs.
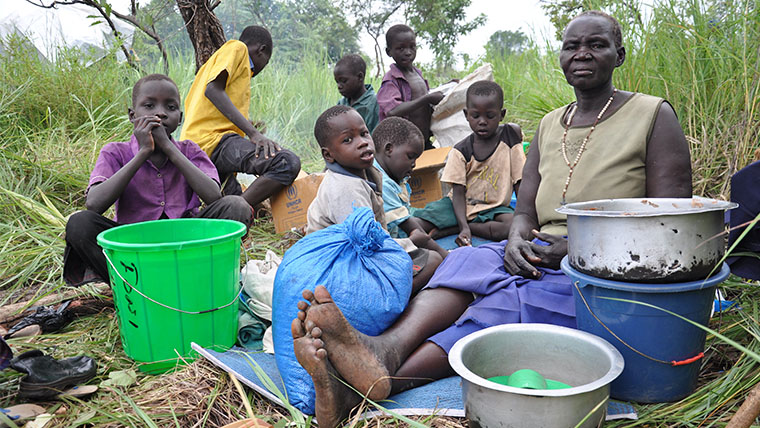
top-left (240, 250), bottom-right (282, 321)
top-left (430, 63), bottom-right (495, 147)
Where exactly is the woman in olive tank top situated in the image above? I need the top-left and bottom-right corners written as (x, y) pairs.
top-left (288, 12), bottom-right (693, 428)
top-left (503, 11), bottom-right (692, 277)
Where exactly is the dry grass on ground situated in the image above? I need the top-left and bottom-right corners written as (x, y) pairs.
top-left (1, 273), bottom-right (759, 427)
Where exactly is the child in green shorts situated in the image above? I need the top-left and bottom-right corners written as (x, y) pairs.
top-left (413, 81), bottom-right (525, 246)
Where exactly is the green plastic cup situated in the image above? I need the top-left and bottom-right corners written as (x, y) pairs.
top-left (488, 369), bottom-right (571, 390)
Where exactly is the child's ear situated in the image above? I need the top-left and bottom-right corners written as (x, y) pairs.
top-left (179, 111), bottom-right (183, 124)
top-left (500, 108), bottom-right (506, 120)
top-left (321, 146), bottom-right (335, 163)
top-left (357, 71), bottom-right (365, 80)
top-left (384, 142), bottom-right (394, 156)
top-left (462, 108), bottom-right (468, 118)
top-left (257, 44), bottom-right (269, 57)
top-left (385, 46), bottom-right (391, 57)
top-left (128, 107), bottom-right (135, 122)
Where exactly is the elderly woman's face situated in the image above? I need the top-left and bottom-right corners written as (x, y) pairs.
top-left (560, 15), bottom-right (622, 91)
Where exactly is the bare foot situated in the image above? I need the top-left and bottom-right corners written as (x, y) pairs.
top-left (429, 226), bottom-right (458, 240)
top-left (291, 318), bottom-right (360, 428)
top-left (302, 286), bottom-right (397, 400)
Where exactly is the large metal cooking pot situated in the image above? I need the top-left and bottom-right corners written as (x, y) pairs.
top-left (556, 197), bottom-right (737, 283)
top-left (448, 324), bottom-right (624, 428)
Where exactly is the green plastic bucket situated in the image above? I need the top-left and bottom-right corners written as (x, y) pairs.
top-left (97, 218), bottom-right (246, 374)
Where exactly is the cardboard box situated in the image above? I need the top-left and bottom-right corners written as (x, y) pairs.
top-left (270, 172), bottom-right (324, 233)
top-left (408, 147), bottom-right (451, 208)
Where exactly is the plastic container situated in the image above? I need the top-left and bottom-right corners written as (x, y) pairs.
top-left (562, 257), bottom-right (730, 402)
top-left (488, 369), bottom-right (571, 390)
top-left (449, 324), bottom-right (623, 428)
top-left (97, 218), bottom-right (246, 373)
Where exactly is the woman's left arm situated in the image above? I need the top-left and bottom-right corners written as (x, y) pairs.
top-left (645, 102), bottom-right (692, 198)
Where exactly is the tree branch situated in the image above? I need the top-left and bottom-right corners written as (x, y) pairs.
top-left (111, 9), bottom-right (169, 73)
top-left (23, 0), bottom-right (78, 8)
top-left (24, 0), bottom-right (141, 71)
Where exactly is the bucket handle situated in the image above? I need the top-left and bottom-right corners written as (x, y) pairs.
top-left (573, 281), bottom-right (704, 367)
top-left (103, 249), bottom-right (244, 315)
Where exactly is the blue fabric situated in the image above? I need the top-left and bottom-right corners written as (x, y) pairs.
top-left (426, 239), bottom-right (576, 353)
top-left (271, 207), bottom-right (413, 414)
top-left (374, 160), bottom-right (412, 237)
top-left (198, 346), bottom-right (635, 420)
top-left (434, 234), bottom-right (493, 251)
top-left (200, 346), bottom-right (463, 415)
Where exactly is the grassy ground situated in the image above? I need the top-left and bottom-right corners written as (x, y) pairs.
top-left (1, 0), bottom-right (759, 425)
top-left (0, 276), bottom-right (757, 427)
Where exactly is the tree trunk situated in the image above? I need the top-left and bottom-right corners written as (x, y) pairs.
top-left (176, 0), bottom-right (226, 72)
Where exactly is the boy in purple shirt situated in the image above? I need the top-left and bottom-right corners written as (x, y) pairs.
top-left (377, 24), bottom-right (443, 150)
top-left (63, 74), bottom-right (253, 286)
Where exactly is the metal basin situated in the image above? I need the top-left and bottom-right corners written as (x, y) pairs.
top-left (449, 324), bottom-right (624, 428)
top-left (556, 197), bottom-right (737, 283)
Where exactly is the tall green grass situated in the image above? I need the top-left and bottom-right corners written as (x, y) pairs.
top-left (486, 0), bottom-right (760, 198)
top-left (0, 0), bottom-right (757, 299)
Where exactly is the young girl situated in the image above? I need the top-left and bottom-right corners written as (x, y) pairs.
top-left (64, 74), bottom-right (252, 286)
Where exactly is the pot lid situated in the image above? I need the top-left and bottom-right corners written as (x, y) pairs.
top-left (556, 197), bottom-right (737, 218)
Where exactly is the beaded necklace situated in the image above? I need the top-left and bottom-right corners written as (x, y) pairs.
top-left (560, 88), bottom-right (617, 204)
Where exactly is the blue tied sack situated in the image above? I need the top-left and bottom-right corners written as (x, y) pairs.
top-left (272, 207), bottom-right (412, 414)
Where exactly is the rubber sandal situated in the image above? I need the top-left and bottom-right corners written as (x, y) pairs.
top-left (24, 413), bottom-right (53, 428)
top-left (221, 418), bottom-right (274, 428)
top-left (10, 350), bottom-right (97, 400)
top-left (8, 325), bottom-right (41, 340)
top-left (0, 404), bottom-right (46, 427)
top-left (58, 384), bottom-right (98, 399)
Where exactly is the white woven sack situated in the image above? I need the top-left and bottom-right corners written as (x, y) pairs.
top-left (430, 63), bottom-right (495, 147)
top-left (240, 250), bottom-right (281, 321)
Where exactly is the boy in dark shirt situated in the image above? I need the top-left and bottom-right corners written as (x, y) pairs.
top-left (63, 74), bottom-right (252, 286)
top-left (377, 24), bottom-right (443, 150)
top-left (334, 54), bottom-right (379, 133)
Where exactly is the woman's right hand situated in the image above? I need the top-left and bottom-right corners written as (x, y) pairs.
top-left (504, 237), bottom-right (541, 278)
top-left (132, 115), bottom-right (159, 153)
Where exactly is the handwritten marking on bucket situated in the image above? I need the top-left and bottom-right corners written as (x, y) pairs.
top-left (118, 261), bottom-right (140, 330)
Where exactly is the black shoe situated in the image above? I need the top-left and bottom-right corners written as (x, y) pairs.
top-left (9, 350), bottom-right (97, 400)
top-left (4, 301), bottom-right (73, 339)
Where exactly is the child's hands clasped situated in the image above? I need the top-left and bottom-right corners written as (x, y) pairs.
top-left (132, 115), bottom-right (161, 153)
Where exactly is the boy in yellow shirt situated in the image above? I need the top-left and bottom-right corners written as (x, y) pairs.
top-left (181, 26), bottom-right (301, 209)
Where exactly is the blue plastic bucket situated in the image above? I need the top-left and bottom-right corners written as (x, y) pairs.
top-left (561, 257), bottom-right (730, 403)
